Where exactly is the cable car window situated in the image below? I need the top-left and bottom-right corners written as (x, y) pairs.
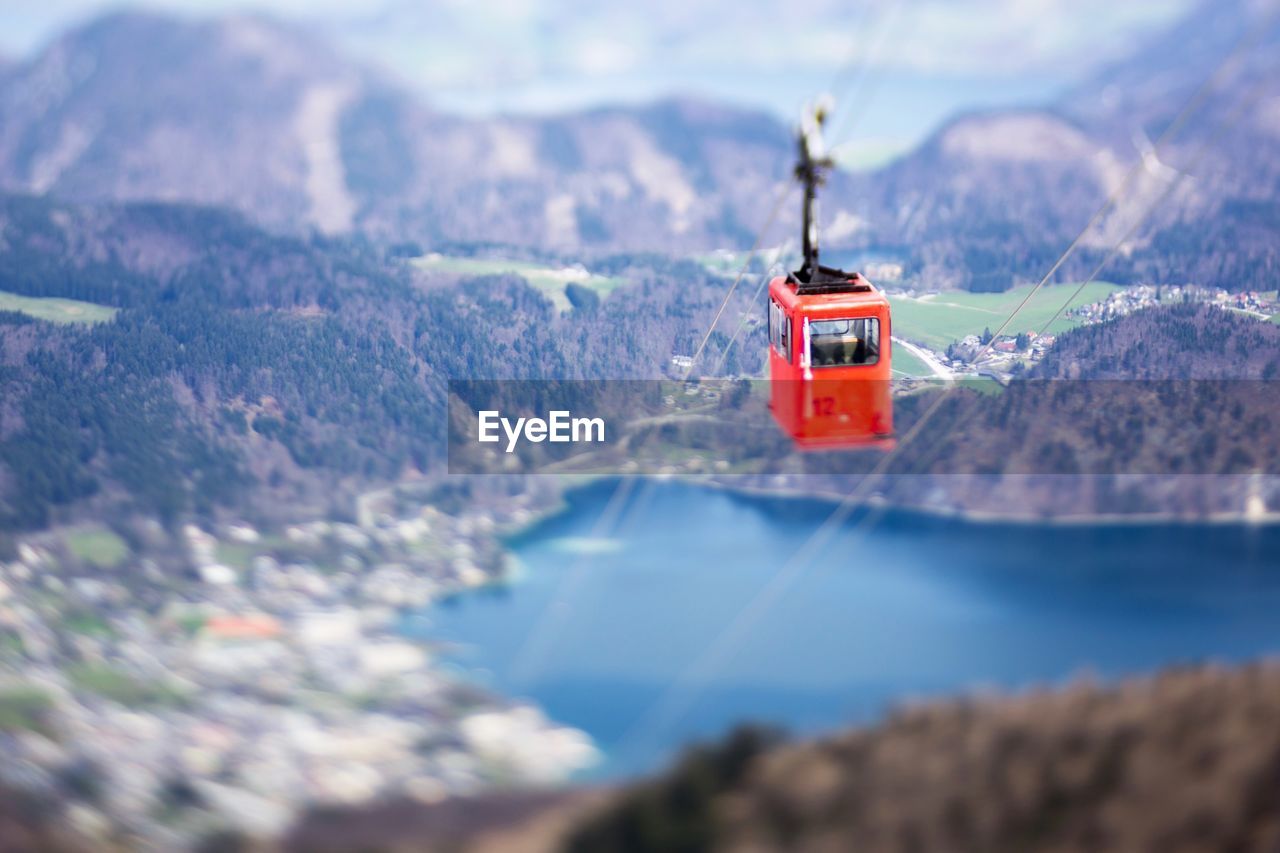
top-left (809, 317), bottom-right (879, 367)
top-left (769, 299), bottom-right (791, 361)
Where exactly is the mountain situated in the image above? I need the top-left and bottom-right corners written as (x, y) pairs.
top-left (845, 109), bottom-right (1119, 290)
top-left (1059, 0), bottom-right (1278, 141)
top-left (0, 12), bottom-right (794, 252)
top-left (0, 191), bottom-right (746, 531)
top-left (1034, 301), bottom-right (1280, 380)
top-left (838, 0), bottom-right (1280, 291)
top-left (1, 0), bottom-right (1278, 531)
top-left (2, 3), bottom-right (1275, 289)
top-left (1059, 0), bottom-right (1280, 251)
top-left (562, 664), bottom-right (1280, 853)
top-left (0, 14), bottom-right (364, 228)
top-left (343, 95), bottom-right (794, 250)
top-left (284, 663), bottom-right (1280, 852)
top-left (0, 193), bottom-right (434, 529)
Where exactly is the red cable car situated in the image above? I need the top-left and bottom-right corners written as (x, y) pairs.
top-left (767, 101), bottom-right (895, 450)
top-left (767, 271), bottom-right (894, 449)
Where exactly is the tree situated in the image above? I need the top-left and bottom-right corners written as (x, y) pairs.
top-left (565, 282), bottom-right (601, 313)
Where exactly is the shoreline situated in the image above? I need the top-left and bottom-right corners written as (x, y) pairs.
top-left (701, 478), bottom-right (1280, 529)
top-left (510, 473), bottom-right (1280, 533)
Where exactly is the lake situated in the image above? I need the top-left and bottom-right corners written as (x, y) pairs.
top-left (409, 480), bottom-right (1280, 779)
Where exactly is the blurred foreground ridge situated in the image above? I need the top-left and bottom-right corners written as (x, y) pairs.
top-left (282, 663), bottom-right (1280, 852)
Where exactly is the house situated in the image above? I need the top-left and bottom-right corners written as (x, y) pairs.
top-left (204, 614), bottom-right (282, 640)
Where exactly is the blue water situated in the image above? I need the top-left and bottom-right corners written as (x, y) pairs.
top-left (409, 480), bottom-right (1280, 779)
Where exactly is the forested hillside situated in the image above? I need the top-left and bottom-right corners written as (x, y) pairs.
top-left (1, 0), bottom-right (1276, 531)
top-left (1036, 301), bottom-right (1280, 379)
top-left (563, 664), bottom-right (1280, 853)
top-left (285, 663), bottom-right (1280, 852)
top-left (0, 195), bottom-right (750, 532)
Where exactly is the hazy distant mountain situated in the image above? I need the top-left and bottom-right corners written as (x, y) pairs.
top-left (339, 93), bottom-right (794, 250)
top-left (0, 14), bottom-right (366, 227)
top-left (843, 109), bottom-right (1119, 289)
top-left (842, 0), bottom-right (1280, 290)
top-left (1059, 0), bottom-right (1276, 139)
top-left (0, 12), bottom-right (794, 251)
top-left (1060, 0), bottom-right (1280, 230)
top-left (0, 2), bottom-right (1275, 287)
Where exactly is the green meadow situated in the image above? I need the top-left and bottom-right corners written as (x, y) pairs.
top-left (889, 282), bottom-right (1122, 351)
top-left (411, 255), bottom-right (626, 312)
top-left (65, 527), bottom-right (130, 568)
top-left (889, 345), bottom-right (933, 378)
top-left (0, 291), bottom-right (118, 324)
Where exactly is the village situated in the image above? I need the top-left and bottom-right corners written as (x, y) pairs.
top-left (939, 283), bottom-right (1276, 380)
top-left (0, 485), bottom-right (596, 847)
top-left (1068, 283), bottom-right (1275, 324)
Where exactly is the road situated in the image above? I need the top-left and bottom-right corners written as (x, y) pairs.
top-left (892, 336), bottom-right (954, 379)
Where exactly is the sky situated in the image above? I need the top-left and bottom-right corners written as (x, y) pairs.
top-left (0, 0), bottom-right (1195, 165)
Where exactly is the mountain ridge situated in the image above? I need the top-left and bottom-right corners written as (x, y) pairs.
top-left (0, 11), bottom-right (796, 251)
top-left (1, 3), bottom-right (1276, 291)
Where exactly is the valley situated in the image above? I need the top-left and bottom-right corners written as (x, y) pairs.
top-left (887, 282), bottom-right (1122, 351)
top-left (0, 0), bottom-right (1277, 848)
